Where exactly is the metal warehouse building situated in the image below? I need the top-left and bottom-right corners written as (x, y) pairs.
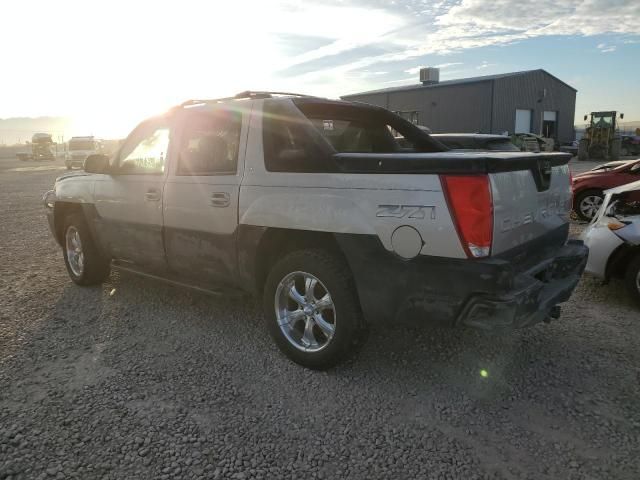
top-left (341, 68), bottom-right (577, 144)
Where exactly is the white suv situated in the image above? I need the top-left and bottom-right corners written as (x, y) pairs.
top-left (44, 91), bottom-right (588, 369)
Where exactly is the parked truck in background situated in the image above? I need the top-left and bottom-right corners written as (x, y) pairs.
top-left (42, 91), bottom-right (588, 369)
top-left (66, 136), bottom-right (103, 170)
top-left (17, 133), bottom-right (55, 161)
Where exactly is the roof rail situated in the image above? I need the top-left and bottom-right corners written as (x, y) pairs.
top-left (233, 90), bottom-right (313, 99)
top-left (178, 91), bottom-right (314, 108)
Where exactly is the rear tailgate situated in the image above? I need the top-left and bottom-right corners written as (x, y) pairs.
top-left (488, 152), bottom-right (572, 256)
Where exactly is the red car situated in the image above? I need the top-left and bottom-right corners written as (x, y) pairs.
top-left (572, 159), bottom-right (640, 220)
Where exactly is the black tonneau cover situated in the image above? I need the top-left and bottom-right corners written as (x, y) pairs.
top-left (333, 152), bottom-right (571, 175)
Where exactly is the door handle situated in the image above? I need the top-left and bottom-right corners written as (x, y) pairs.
top-left (145, 189), bottom-right (161, 202)
top-left (210, 192), bottom-right (230, 207)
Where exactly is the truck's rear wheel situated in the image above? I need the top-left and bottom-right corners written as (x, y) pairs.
top-left (263, 249), bottom-right (365, 370)
top-left (624, 255), bottom-right (640, 307)
top-left (63, 213), bottom-right (110, 285)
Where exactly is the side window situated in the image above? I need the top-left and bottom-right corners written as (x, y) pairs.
top-left (177, 109), bottom-right (241, 175)
top-left (118, 123), bottom-right (170, 175)
top-left (262, 101), bottom-right (329, 172)
top-left (630, 162), bottom-right (640, 173)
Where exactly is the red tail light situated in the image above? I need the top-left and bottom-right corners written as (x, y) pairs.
top-left (441, 175), bottom-right (493, 258)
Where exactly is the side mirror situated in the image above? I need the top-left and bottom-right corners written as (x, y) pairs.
top-left (620, 113), bottom-right (624, 119)
top-left (84, 154), bottom-right (110, 173)
top-left (583, 115), bottom-right (588, 121)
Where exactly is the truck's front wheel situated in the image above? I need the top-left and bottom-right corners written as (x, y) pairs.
top-left (263, 249), bottom-right (365, 370)
top-left (63, 213), bottom-right (111, 286)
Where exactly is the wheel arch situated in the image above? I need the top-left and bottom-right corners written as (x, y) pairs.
top-left (53, 202), bottom-right (104, 254)
top-left (238, 225), bottom-right (348, 295)
top-left (53, 201), bottom-right (84, 245)
top-left (605, 243), bottom-right (640, 281)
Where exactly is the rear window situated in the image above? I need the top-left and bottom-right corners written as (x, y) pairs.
top-left (297, 102), bottom-right (439, 154)
top-left (437, 138), bottom-right (476, 150)
top-left (436, 136), bottom-right (518, 151)
top-left (486, 139), bottom-right (519, 152)
top-left (262, 100), bottom-right (444, 172)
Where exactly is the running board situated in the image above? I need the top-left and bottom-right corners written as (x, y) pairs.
top-left (111, 262), bottom-right (246, 298)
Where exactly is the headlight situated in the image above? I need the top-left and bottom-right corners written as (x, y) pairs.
top-left (42, 190), bottom-right (56, 209)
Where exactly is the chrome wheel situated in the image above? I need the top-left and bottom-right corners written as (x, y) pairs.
top-left (275, 271), bottom-right (336, 352)
top-left (65, 226), bottom-right (84, 277)
top-left (636, 270), bottom-right (640, 293)
top-left (579, 195), bottom-right (603, 220)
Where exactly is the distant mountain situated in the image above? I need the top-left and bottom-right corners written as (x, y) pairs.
top-left (0, 117), bottom-right (72, 145)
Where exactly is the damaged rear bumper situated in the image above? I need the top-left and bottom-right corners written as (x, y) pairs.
top-left (336, 231), bottom-right (588, 329)
top-left (456, 240), bottom-right (588, 329)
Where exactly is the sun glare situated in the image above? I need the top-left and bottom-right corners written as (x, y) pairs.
top-left (0, 0), bottom-right (402, 140)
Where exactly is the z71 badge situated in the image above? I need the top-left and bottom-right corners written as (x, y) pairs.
top-left (376, 205), bottom-right (436, 220)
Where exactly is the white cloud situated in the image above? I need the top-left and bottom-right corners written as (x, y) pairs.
top-left (435, 62), bottom-right (464, 69)
top-left (404, 62), bottom-right (462, 75)
top-left (404, 66), bottom-right (425, 75)
top-left (597, 43), bottom-right (617, 53)
top-left (417, 0), bottom-right (640, 58)
top-left (476, 61), bottom-right (495, 70)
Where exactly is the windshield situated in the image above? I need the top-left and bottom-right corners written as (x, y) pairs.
top-left (592, 113), bottom-right (613, 126)
top-left (613, 160), bottom-right (640, 172)
top-left (69, 140), bottom-right (95, 151)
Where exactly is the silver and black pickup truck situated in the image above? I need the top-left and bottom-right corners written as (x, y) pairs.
top-left (43, 91), bottom-right (588, 369)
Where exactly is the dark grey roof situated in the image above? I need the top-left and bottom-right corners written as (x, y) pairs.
top-left (341, 69), bottom-right (577, 98)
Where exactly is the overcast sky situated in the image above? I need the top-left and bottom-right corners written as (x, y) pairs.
top-left (1, 0), bottom-right (639, 137)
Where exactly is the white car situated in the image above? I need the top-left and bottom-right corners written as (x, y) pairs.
top-left (581, 179), bottom-right (640, 305)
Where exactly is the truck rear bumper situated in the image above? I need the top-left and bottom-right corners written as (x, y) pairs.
top-left (455, 241), bottom-right (588, 329)
top-left (335, 232), bottom-right (588, 329)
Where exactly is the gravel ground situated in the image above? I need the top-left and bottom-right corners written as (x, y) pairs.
top-left (1, 158), bottom-right (639, 480)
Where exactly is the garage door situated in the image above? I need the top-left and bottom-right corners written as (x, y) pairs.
top-left (515, 109), bottom-right (532, 134)
top-left (514, 109), bottom-right (532, 133)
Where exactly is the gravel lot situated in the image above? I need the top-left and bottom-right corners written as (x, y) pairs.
top-left (1, 157), bottom-right (639, 480)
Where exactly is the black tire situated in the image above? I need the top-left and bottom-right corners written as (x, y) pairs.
top-left (577, 139), bottom-right (588, 161)
top-left (624, 255), bottom-right (640, 307)
top-left (574, 189), bottom-right (604, 221)
top-left (62, 213), bottom-right (110, 285)
top-left (589, 143), bottom-right (607, 160)
top-left (263, 249), bottom-right (366, 370)
top-left (610, 139), bottom-right (621, 161)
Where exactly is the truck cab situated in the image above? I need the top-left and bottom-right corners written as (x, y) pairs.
top-left (31, 133), bottom-right (55, 161)
top-left (66, 136), bottom-right (103, 170)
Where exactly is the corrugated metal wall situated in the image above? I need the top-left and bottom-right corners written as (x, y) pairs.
top-left (343, 70), bottom-right (577, 143)
top-left (344, 82), bottom-right (493, 134)
top-left (492, 70), bottom-right (576, 144)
